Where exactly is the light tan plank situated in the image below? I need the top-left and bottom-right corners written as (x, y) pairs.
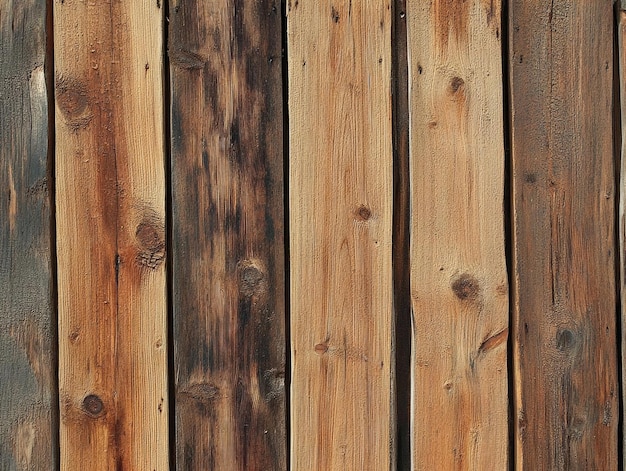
top-left (407, 0), bottom-right (508, 468)
top-left (287, 1), bottom-right (394, 469)
top-left (54, 0), bottom-right (168, 468)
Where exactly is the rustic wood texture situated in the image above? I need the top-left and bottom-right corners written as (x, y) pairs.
top-left (407, 0), bottom-right (508, 468)
top-left (620, 7), bottom-right (626, 470)
top-left (510, 2), bottom-right (618, 469)
top-left (0, 0), bottom-right (56, 469)
top-left (54, 0), bottom-right (168, 469)
top-left (288, 1), bottom-right (394, 469)
top-left (169, 1), bottom-right (286, 469)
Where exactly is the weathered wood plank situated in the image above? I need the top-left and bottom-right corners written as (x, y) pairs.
top-left (619, 7), bottom-right (626, 470)
top-left (407, 0), bottom-right (508, 468)
top-left (54, 0), bottom-right (168, 468)
top-left (288, 1), bottom-right (394, 469)
top-left (0, 0), bottom-right (56, 469)
top-left (510, 2), bottom-right (618, 469)
top-left (169, 1), bottom-right (286, 469)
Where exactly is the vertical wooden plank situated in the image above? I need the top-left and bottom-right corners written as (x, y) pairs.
top-left (613, 5), bottom-right (626, 468)
top-left (0, 0), bottom-right (56, 469)
top-left (288, 1), bottom-right (394, 469)
top-left (408, 0), bottom-right (508, 469)
top-left (169, 1), bottom-right (286, 469)
top-left (54, 0), bottom-right (168, 469)
top-left (510, 2), bottom-right (618, 469)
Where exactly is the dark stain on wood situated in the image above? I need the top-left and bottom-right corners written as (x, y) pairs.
top-left (170, 0), bottom-right (286, 468)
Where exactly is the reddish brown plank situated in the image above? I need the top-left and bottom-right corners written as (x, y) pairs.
top-left (0, 0), bottom-right (56, 468)
top-left (169, 1), bottom-right (286, 469)
top-left (510, 2), bottom-right (619, 469)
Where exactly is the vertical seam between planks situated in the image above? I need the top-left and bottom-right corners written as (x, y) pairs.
top-left (107, 1), bottom-right (121, 463)
top-left (281, 1), bottom-right (292, 467)
top-left (163, 0), bottom-right (176, 467)
top-left (501, 0), bottom-right (515, 470)
top-left (391, 0), bottom-right (411, 469)
top-left (45, 0), bottom-right (60, 467)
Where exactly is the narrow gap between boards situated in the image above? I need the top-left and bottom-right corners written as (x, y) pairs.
top-left (613, 3), bottom-right (624, 470)
top-left (45, 0), bottom-right (61, 468)
top-left (392, 0), bottom-right (411, 469)
top-left (162, 0), bottom-right (177, 468)
top-left (500, 1), bottom-right (516, 470)
top-left (280, 1), bottom-right (292, 468)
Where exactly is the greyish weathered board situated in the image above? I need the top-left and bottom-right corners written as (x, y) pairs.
top-left (0, 0), bottom-right (56, 469)
top-left (169, 0), bottom-right (287, 469)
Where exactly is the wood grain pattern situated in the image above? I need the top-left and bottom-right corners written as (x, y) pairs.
top-left (0, 0), bottom-right (56, 469)
top-left (54, 0), bottom-right (168, 468)
top-left (407, 0), bottom-right (508, 468)
top-left (510, 2), bottom-right (618, 469)
top-left (288, 1), bottom-right (394, 469)
top-left (620, 7), bottom-right (626, 470)
top-left (169, 1), bottom-right (286, 469)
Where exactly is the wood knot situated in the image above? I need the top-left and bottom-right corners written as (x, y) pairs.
top-left (449, 76), bottom-right (465, 95)
top-left (315, 343), bottom-right (328, 354)
top-left (169, 48), bottom-right (207, 70)
top-left (355, 204), bottom-right (372, 221)
top-left (556, 328), bottom-right (578, 352)
top-left (238, 260), bottom-right (265, 297)
top-left (82, 394), bottom-right (104, 417)
top-left (135, 212), bottom-right (165, 270)
top-left (178, 382), bottom-right (221, 406)
top-left (55, 75), bottom-right (93, 130)
top-left (451, 273), bottom-right (480, 301)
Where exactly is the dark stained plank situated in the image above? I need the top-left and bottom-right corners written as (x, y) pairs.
top-left (0, 0), bottom-right (56, 469)
top-left (510, 2), bottom-right (618, 469)
top-left (407, 0), bottom-right (509, 468)
top-left (168, 1), bottom-right (286, 469)
top-left (288, 1), bottom-right (395, 468)
top-left (54, 0), bottom-right (168, 468)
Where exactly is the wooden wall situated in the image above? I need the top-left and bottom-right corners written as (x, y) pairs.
top-left (0, 0), bottom-right (624, 469)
